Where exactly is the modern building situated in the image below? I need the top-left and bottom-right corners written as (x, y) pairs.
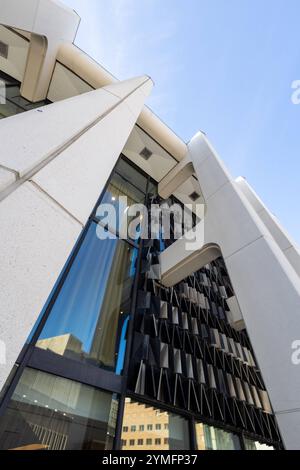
top-left (0, 0), bottom-right (299, 451)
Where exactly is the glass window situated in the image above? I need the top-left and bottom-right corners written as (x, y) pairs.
top-left (121, 398), bottom-right (190, 450)
top-left (129, 439), bottom-right (134, 446)
top-left (131, 425), bottom-right (136, 432)
top-left (0, 368), bottom-right (118, 450)
top-left (36, 222), bottom-right (137, 374)
top-left (244, 437), bottom-right (274, 450)
top-left (123, 426), bottom-right (128, 432)
top-left (195, 422), bottom-right (241, 450)
top-left (115, 157), bottom-right (148, 194)
top-left (101, 171), bottom-right (145, 206)
top-left (0, 71), bottom-right (49, 120)
top-left (94, 166), bottom-right (146, 241)
top-left (138, 439), bottom-right (143, 445)
top-left (92, 155), bottom-right (155, 244)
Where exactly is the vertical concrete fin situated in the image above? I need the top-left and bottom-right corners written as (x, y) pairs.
top-left (0, 74), bottom-right (153, 391)
top-left (235, 176), bottom-right (300, 278)
top-left (187, 131), bottom-right (300, 449)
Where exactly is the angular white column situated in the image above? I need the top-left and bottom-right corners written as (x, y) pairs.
top-left (236, 176), bottom-right (300, 278)
top-left (0, 75), bottom-right (153, 391)
top-left (160, 131), bottom-right (300, 449)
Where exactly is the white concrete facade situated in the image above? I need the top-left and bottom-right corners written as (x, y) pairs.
top-left (0, 0), bottom-right (299, 450)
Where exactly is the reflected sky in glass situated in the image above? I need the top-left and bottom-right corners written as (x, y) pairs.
top-left (37, 222), bottom-right (137, 373)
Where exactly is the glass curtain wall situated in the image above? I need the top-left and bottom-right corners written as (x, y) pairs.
top-left (0, 368), bottom-right (118, 450)
top-left (195, 422), bottom-right (241, 450)
top-left (34, 156), bottom-right (151, 374)
top-left (244, 437), bottom-right (274, 450)
top-left (36, 226), bottom-right (137, 372)
top-left (0, 71), bottom-right (49, 119)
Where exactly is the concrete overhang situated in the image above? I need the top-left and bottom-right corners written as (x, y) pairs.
top-left (160, 238), bottom-right (221, 287)
top-left (0, 0), bottom-right (187, 160)
top-left (0, 0), bottom-right (80, 101)
top-left (56, 42), bottom-right (188, 162)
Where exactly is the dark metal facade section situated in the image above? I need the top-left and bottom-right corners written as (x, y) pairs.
top-left (127, 196), bottom-right (281, 447)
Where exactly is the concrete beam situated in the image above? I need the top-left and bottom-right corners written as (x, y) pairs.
top-left (158, 154), bottom-right (194, 199)
top-left (0, 0), bottom-right (80, 101)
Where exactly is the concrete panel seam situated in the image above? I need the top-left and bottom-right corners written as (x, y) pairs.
top-left (283, 244), bottom-right (294, 252)
top-left (224, 235), bottom-right (264, 261)
top-left (0, 76), bottom-right (152, 205)
top-left (0, 164), bottom-right (20, 179)
top-left (276, 408), bottom-right (300, 415)
top-left (205, 178), bottom-right (231, 202)
top-left (29, 180), bottom-right (84, 228)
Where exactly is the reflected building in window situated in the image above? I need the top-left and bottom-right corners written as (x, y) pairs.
top-left (121, 399), bottom-right (190, 450)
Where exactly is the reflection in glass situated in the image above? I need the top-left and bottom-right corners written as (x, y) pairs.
top-left (196, 422), bottom-right (241, 450)
top-left (115, 157), bottom-right (148, 194)
top-left (36, 222), bottom-right (137, 373)
top-left (0, 71), bottom-right (49, 119)
top-left (0, 368), bottom-right (118, 450)
top-left (96, 171), bottom-right (145, 241)
top-left (121, 398), bottom-right (190, 450)
top-left (244, 437), bottom-right (274, 450)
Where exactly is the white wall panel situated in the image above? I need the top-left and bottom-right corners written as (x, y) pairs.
top-left (0, 182), bottom-right (82, 390)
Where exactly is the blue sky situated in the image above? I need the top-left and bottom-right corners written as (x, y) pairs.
top-left (64, 0), bottom-right (300, 244)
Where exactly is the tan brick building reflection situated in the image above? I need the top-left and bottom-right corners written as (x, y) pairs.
top-left (121, 398), bottom-right (170, 450)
